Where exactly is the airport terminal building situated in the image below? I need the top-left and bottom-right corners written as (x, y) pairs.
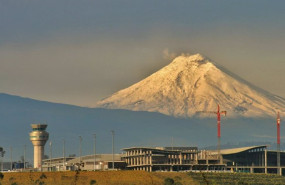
top-left (122, 145), bottom-right (285, 175)
top-left (29, 145), bottom-right (285, 176)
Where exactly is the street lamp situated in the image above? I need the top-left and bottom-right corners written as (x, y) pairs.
top-left (63, 139), bottom-right (65, 171)
top-left (10, 147), bottom-right (13, 171)
top-left (49, 141), bottom-right (52, 171)
top-left (24, 145), bottom-right (26, 170)
top-left (111, 130), bottom-right (115, 170)
top-left (93, 134), bottom-right (96, 171)
top-left (79, 136), bottom-right (82, 170)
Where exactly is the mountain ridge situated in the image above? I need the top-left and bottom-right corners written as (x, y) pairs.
top-left (0, 92), bottom-right (282, 161)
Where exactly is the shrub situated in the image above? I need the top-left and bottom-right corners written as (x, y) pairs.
top-left (35, 173), bottom-right (47, 185)
top-left (174, 176), bottom-right (182, 181)
top-left (174, 182), bottom-right (182, 185)
top-left (9, 177), bottom-right (17, 185)
top-left (237, 181), bottom-right (248, 185)
top-left (40, 173), bottom-right (47, 180)
top-left (90, 179), bottom-right (96, 185)
top-left (164, 178), bottom-right (175, 185)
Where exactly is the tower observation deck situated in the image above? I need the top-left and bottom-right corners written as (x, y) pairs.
top-left (29, 124), bottom-right (49, 169)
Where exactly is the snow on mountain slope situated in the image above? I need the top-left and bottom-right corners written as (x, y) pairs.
top-left (96, 54), bottom-right (285, 118)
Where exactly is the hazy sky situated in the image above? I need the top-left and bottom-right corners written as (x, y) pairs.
top-left (1, 0), bottom-right (285, 106)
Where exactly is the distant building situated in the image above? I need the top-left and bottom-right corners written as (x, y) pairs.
top-left (42, 157), bottom-right (75, 171)
top-left (122, 145), bottom-right (285, 175)
top-left (219, 145), bottom-right (285, 175)
top-left (37, 145), bottom-right (285, 175)
top-left (122, 147), bottom-right (203, 172)
top-left (0, 162), bottom-right (25, 171)
top-left (42, 154), bottom-right (125, 171)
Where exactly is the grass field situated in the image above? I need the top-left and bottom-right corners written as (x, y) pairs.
top-left (0, 171), bottom-right (285, 185)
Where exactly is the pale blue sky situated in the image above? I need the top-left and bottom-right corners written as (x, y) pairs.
top-left (1, 0), bottom-right (285, 106)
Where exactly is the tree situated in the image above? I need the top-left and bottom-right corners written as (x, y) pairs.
top-left (0, 148), bottom-right (5, 157)
top-left (20, 156), bottom-right (24, 163)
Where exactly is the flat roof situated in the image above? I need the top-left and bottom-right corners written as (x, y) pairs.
top-left (122, 147), bottom-right (164, 151)
top-left (220, 145), bottom-right (267, 155)
top-left (42, 157), bottom-right (75, 162)
top-left (122, 147), bottom-right (197, 152)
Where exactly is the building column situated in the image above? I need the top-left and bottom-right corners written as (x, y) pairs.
top-left (150, 151), bottom-right (152, 165)
top-left (262, 152), bottom-right (264, 166)
top-left (265, 149), bottom-right (267, 174)
top-left (147, 155), bottom-right (149, 165)
top-left (195, 153), bottom-right (198, 164)
top-left (206, 151), bottom-right (209, 165)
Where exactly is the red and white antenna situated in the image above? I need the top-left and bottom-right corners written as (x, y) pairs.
top-left (277, 112), bottom-right (281, 145)
top-left (277, 112), bottom-right (281, 175)
top-left (197, 104), bottom-right (227, 164)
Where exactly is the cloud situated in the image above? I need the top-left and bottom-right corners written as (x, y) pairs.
top-left (162, 48), bottom-right (177, 60)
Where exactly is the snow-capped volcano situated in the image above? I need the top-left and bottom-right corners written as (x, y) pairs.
top-left (96, 54), bottom-right (285, 118)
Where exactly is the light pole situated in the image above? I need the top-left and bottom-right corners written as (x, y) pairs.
top-left (24, 145), bottom-right (26, 170)
top-left (79, 136), bottom-right (82, 170)
top-left (63, 139), bottom-right (65, 171)
top-left (49, 141), bottom-right (52, 171)
top-left (111, 130), bottom-right (115, 170)
top-left (10, 147), bottom-right (13, 171)
top-left (93, 134), bottom-right (96, 171)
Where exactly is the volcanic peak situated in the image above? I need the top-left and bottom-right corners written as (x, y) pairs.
top-left (96, 53), bottom-right (285, 118)
top-left (171, 53), bottom-right (207, 65)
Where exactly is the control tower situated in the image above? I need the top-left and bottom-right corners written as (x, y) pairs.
top-left (29, 124), bottom-right (49, 169)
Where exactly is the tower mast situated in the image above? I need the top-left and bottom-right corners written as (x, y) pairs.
top-left (197, 104), bottom-right (227, 164)
top-left (277, 112), bottom-right (281, 175)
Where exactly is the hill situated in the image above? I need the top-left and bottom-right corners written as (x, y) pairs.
top-left (0, 93), bottom-right (281, 163)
